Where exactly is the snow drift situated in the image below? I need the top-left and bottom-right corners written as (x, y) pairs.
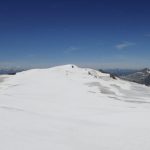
top-left (0, 64), bottom-right (150, 150)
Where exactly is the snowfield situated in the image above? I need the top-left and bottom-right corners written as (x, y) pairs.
top-left (0, 64), bottom-right (150, 150)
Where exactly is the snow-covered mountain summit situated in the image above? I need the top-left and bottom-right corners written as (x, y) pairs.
top-left (0, 64), bottom-right (150, 150)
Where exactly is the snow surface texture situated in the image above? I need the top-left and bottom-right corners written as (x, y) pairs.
top-left (0, 64), bottom-right (150, 150)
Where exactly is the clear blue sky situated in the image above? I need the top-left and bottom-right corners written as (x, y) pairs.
top-left (0, 0), bottom-right (150, 69)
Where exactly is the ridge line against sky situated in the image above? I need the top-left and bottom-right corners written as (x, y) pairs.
top-left (0, 0), bottom-right (150, 69)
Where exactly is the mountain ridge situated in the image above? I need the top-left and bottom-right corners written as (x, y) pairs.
top-left (0, 64), bottom-right (150, 150)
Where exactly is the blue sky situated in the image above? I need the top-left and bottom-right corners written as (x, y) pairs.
top-left (0, 0), bottom-right (150, 69)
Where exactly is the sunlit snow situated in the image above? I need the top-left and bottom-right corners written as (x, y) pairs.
top-left (0, 64), bottom-right (150, 150)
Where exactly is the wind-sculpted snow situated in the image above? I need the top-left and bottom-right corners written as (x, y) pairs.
top-left (0, 64), bottom-right (150, 150)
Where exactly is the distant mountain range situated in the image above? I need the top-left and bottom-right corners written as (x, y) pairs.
top-left (121, 68), bottom-right (150, 86)
top-left (101, 69), bottom-right (138, 76)
top-left (102, 68), bottom-right (150, 86)
top-left (0, 67), bottom-right (25, 75)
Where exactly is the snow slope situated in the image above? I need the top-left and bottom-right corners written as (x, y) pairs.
top-left (0, 64), bottom-right (150, 150)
